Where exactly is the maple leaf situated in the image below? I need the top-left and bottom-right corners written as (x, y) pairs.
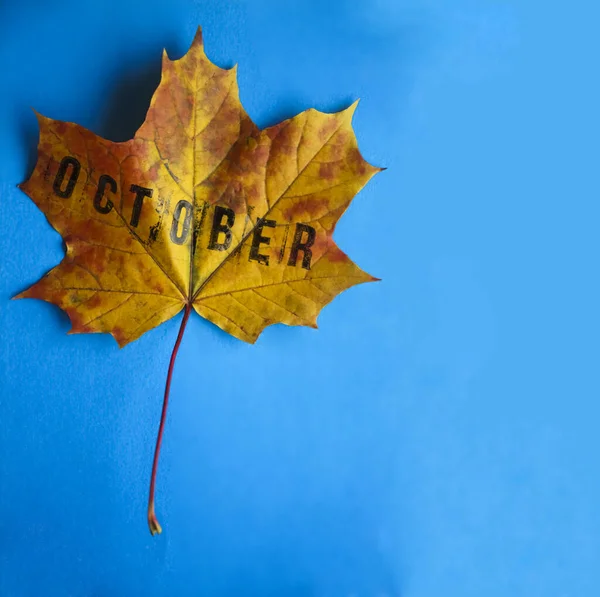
top-left (17, 28), bottom-right (382, 534)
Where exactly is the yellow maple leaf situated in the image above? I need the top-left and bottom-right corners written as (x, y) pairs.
top-left (17, 28), bottom-right (382, 534)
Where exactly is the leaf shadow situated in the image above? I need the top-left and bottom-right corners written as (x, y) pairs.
top-left (95, 60), bottom-right (162, 143)
top-left (19, 108), bottom-right (39, 183)
top-left (94, 35), bottom-right (188, 142)
top-left (21, 296), bottom-right (72, 333)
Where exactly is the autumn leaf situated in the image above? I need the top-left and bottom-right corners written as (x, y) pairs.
top-left (17, 28), bottom-right (382, 534)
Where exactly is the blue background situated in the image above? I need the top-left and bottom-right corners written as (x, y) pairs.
top-left (1, 0), bottom-right (599, 595)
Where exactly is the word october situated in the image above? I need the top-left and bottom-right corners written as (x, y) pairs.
top-left (53, 155), bottom-right (318, 271)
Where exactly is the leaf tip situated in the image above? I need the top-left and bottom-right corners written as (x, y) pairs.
top-left (12, 286), bottom-right (35, 300)
top-left (342, 99), bottom-right (360, 119)
top-left (110, 328), bottom-right (131, 349)
top-left (31, 108), bottom-right (48, 125)
top-left (192, 26), bottom-right (204, 48)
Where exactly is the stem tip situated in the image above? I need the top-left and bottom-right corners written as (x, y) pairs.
top-left (148, 505), bottom-right (163, 536)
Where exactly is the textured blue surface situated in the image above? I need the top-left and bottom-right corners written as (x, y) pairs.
top-left (1, 1), bottom-right (600, 595)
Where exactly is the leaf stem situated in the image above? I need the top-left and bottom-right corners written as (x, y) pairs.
top-left (147, 303), bottom-right (192, 535)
